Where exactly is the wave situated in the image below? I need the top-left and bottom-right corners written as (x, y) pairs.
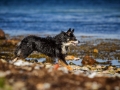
top-left (0, 0), bottom-right (120, 9)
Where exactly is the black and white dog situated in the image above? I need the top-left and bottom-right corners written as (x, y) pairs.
top-left (13, 28), bottom-right (79, 70)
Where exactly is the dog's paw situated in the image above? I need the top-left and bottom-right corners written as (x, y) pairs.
top-left (66, 65), bottom-right (73, 71)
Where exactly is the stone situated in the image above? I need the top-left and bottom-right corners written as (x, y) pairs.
top-left (93, 49), bottom-right (98, 53)
top-left (65, 55), bottom-right (80, 60)
top-left (5, 39), bottom-right (20, 45)
top-left (0, 29), bottom-right (6, 39)
top-left (81, 55), bottom-right (96, 65)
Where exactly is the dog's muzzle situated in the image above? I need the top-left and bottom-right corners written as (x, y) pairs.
top-left (71, 40), bottom-right (80, 46)
top-left (63, 40), bottom-right (80, 46)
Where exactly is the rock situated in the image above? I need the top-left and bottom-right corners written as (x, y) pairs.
top-left (116, 68), bottom-right (120, 73)
top-left (65, 55), bottom-right (80, 60)
top-left (5, 39), bottom-right (20, 45)
top-left (44, 63), bottom-right (53, 69)
top-left (13, 81), bottom-right (26, 90)
top-left (81, 55), bottom-right (96, 65)
top-left (81, 66), bottom-right (89, 71)
top-left (96, 65), bottom-right (102, 72)
top-left (0, 71), bottom-right (7, 77)
top-left (0, 59), bottom-right (7, 63)
top-left (93, 49), bottom-right (98, 53)
top-left (13, 59), bottom-right (33, 66)
top-left (69, 62), bottom-right (76, 65)
top-left (88, 72), bottom-right (97, 78)
top-left (0, 29), bottom-right (6, 39)
top-left (70, 65), bottom-right (81, 70)
top-left (0, 59), bottom-right (9, 71)
top-left (36, 83), bottom-right (51, 90)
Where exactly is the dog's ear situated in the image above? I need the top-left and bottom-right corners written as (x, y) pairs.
top-left (67, 28), bottom-right (71, 32)
top-left (71, 29), bottom-right (74, 33)
top-left (66, 28), bottom-right (72, 36)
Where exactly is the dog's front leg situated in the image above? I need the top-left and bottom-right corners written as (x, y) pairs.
top-left (58, 56), bottom-right (73, 71)
top-left (58, 59), bottom-right (73, 71)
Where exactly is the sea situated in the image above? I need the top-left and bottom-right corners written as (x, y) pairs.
top-left (0, 0), bottom-right (120, 38)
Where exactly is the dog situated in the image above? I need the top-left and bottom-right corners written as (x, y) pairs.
top-left (13, 28), bottom-right (80, 70)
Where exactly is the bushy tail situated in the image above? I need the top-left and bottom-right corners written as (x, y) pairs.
top-left (14, 42), bottom-right (22, 57)
top-left (11, 42), bottom-right (22, 63)
top-left (14, 40), bottom-right (34, 59)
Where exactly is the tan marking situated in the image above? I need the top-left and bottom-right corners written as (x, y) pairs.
top-left (58, 59), bottom-right (73, 71)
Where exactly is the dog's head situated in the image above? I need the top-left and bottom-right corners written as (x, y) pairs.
top-left (54, 28), bottom-right (80, 46)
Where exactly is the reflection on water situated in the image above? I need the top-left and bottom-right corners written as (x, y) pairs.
top-left (27, 58), bottom-right (120, 67)
top-left (67, 59), bottom-right (120, 67)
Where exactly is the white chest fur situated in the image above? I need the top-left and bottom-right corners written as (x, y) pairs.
top-left (61, 45), bottom-right (67, 54)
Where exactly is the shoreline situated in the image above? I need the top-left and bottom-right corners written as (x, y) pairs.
top-left (5, 31), bottom-right (120, 40)
top-left (0, 31), bottom-right (120, 90)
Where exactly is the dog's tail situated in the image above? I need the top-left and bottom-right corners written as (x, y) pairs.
top-left (14, 41), bottom-right (22, 57)
top-left (10, 41), bottom-right (22, 63)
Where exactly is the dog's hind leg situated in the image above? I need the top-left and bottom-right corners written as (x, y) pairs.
top-left (11, 44), bottom-right (20, 64)
top-left (11, 57), bottom-right (19, 63)
top-left (12, 44), bottom-right (34, 64)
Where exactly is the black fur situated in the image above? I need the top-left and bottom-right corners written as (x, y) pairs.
top-left (14, 28), bottom-right (79, 65)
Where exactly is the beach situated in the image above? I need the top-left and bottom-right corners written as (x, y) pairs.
top-left (0, 0), bottom-right (120, 89)
top-left (0, 31), bottom-right (120, 90)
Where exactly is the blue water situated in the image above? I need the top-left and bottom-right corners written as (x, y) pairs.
top-left (0, 0), bottom-right (120, 38)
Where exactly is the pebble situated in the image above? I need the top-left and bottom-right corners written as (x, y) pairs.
top-left (13, 60), bottom-right (33, 66)
top-left (44, 63), bottom-right (53, 69)
top-left (0, 71), bottom-right (11, 77)
top-left (88, 72), bottom-right (97, 78)
top-left (36, 83), bottom-right (51, 90)
top-left (11, 59), bottom-right (120, 78)
top-left (0, 29), bottom-right (6, 39)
